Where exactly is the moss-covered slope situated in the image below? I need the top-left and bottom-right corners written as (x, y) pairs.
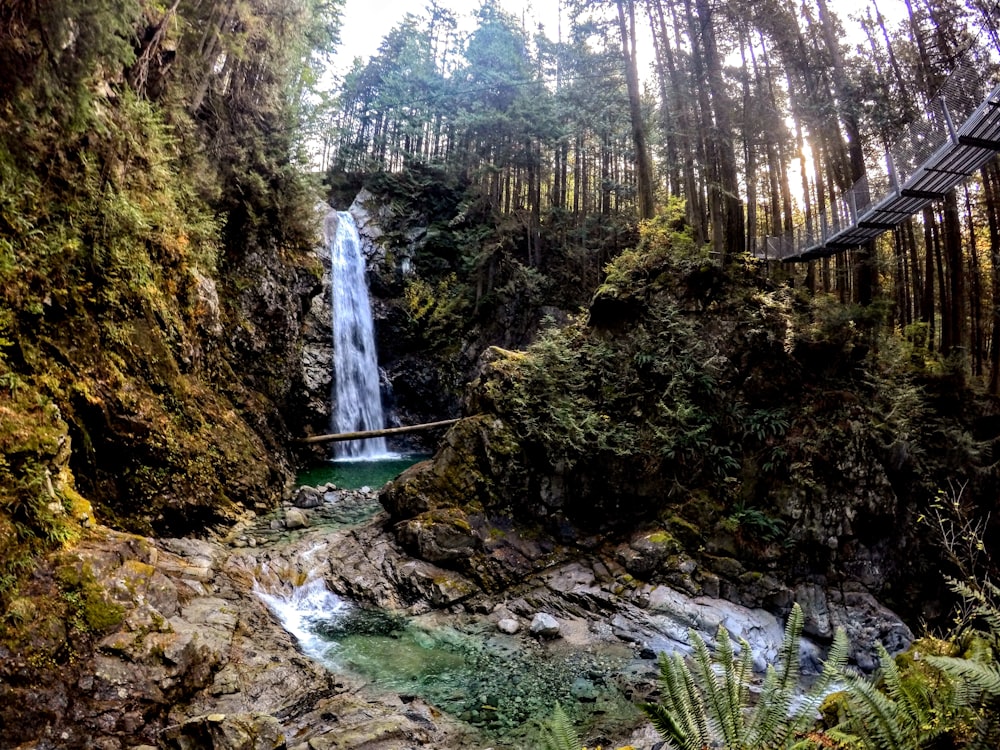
top-left (0, 0), bottom-right (329, 601)
top-left (382, 210), bottom-right (1000, 619)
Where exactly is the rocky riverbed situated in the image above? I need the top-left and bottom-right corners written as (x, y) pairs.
top-left (0, 485), bottom-right (914, 749)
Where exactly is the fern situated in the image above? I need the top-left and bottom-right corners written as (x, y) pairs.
top-left (642, 603), bottom-right (847, 749)
top-left (924, 655), bottom-right (1000, 704)
top-left (544, 703), bottom-right (583, 750)
top-left (835, 640), bottom-right (1000, 749)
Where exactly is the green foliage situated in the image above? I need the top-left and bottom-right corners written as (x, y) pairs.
top-left (0, 0), bottom-right (341, 598)
top-left (479, 218), bottom-right (753, 513)
top-left (816, 577), bottom-right (1000, 750)
top-left (404, 274), bottom-right (471, 347)
top-left (56, 562), bottom-right (124, 635)
top-left (543, 703), bottom-right (584, 750)
top-left (642, 603), bottom-right (848, 750)
top-left (724, 502), bottom-right (786, 543)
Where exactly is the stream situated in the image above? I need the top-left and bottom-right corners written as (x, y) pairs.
top-left (251, 465), bottom-right (648, 748)
top-left (257, 571), bottom-right (641, 746)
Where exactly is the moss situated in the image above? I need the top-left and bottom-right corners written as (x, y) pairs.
top-left (55, 561), bottom-right (124, 636)
top-left (818, 690), bottom-right (849, 728)
top-left (664, 514), bottom-right (703, 548)
top-left (645, 530), bottom-right (674, 545)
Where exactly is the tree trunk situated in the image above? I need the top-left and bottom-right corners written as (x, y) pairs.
top-left (616, 0), bottom-right (656, 220)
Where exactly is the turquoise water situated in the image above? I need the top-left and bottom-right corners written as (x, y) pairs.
top-left (296, 455), bottom-right (428, 489)
top-left (307, 610), bottom-right (641, 748)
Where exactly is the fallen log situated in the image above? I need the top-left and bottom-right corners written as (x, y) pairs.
top-left (295, 418), bottom-right (462, 445)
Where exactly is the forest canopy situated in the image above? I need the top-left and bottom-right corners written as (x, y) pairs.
top-left (318, 0), bottom-right (1000, 390)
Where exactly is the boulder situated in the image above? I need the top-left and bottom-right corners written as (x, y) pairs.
top-left (292, 487), bottom-right (324, 509)
top-left (395, 559), bottom-right (478, 607)
top-left (285, 508), bottom-right (309, 530)
top-left (497, 618), bottom-right (520, 635)
top-left (162, 712), bottom-right (284, 750)
top-left (529, 613), bottom-right (561, 638)
top-left (396, 508), bottom-right (481, 564)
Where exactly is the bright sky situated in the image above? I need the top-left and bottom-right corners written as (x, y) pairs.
top-left (332, 0), bottom-right (563, 74)
top-left (332, 0), bottom-right (914, 79)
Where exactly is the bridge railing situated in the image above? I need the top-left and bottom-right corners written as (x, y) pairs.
top-left (754, 52), bottom-right (998, 261)
top-left (889, 98), bottom-right (951, 188)
top-left (938, 56), bottom-right (990, 122)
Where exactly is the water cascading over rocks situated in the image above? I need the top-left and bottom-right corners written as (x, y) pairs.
top-left (326, 209), bottom-right (388, 458)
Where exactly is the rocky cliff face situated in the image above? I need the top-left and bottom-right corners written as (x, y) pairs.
top-left (0, 490), bottom-right (913, 749)
top-left (0, 523), bottom-right (479, 750)
top-left (379, 226), bottom-right (1000, 633)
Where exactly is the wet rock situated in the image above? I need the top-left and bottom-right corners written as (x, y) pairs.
top-left (396, 508), bottom-right (481, 564)
top-left (396, 559), bottom-right (478, 607)
top-left (162, 712), bottom-right (283, 750)
top-left (795, 582), bottom-right (833, 639)
top-left (570, 677), bottom-right (599, 702)
top-left (285, 508), bottom-right (309, 530)
top-left (497, 618), bottom-right (520, 634)
top-left (616, 528), bottom-right (682, 578)
top-left (293, 487), bottom-right (325, 509)
top-left (828, 588), bottom-right (913, 670)
top-left (530, 613), bottom-right (561, 638)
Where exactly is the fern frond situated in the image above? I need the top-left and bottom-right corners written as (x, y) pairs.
top-left (746, 604), bottom-right (808, 746)
top-left (691, 628), bottom-right (730, 744)
top-left (778, 603), bottom-right (805, 695)
top-left (652, 650), bottom-right (709, 749)
top-left (926, 655), bottom-right (1000, 705)
top-left (787, 627), bottom-right (850, 738)
top-left (734, 636), bottom-right (754, 729)
top-left (641, 701), bottom-right (687, 750)
top-left (842, 671), bottom-right (908, 750)
top-left (544, 703), bottom-right (582, 750)
top-left (713, 627), bottom-right (745, 747)
top-left (746, 663), bottom-right (781, 746)
top-left (950, 577), bottom-right (1000, 637)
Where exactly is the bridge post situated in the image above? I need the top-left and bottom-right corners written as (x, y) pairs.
top-left (940, 96), bottom-right (959, 145)
top-left (848, 188), bottom-right (858, 224)
top-left (886, 150), bottom-right (900, 195)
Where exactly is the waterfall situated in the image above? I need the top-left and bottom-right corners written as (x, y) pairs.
top-left (326, 209), bottom-right (388, 459)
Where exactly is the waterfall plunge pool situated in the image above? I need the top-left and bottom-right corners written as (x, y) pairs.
top-left (296, 454), bottom-right (429, 490)
top-left (257, 575), bottom-right (643, 748)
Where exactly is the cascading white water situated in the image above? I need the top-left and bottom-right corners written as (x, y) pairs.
top-left (255, 574), bottom-right (350, 664)
top-left (326, 209), bottom-right (388, 459)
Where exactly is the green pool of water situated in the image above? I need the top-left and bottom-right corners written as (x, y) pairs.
top-left (296, 455), bottom-right (428, 490)
top-left (309, 610), bottom-right (642, 748)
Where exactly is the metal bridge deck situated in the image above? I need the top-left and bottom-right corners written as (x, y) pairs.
top-left (757, 61), bottom-right (1000, 263)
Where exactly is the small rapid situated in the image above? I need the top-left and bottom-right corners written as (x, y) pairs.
top-left (255, 573), bottom-right (351, 663)
top-left (255, 565), bottom-right (639, 747)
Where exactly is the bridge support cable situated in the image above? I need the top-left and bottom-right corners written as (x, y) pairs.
top-left (756, 57), bottom-right (1000, 263)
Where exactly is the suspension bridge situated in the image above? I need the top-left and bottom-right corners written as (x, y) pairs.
top-left (755, 57), bottom-right (1000, 263)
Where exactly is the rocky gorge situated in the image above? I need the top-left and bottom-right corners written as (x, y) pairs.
top-left (0, 481), bottom-right (914, 749)
top-left (2, 186), bottom-right (980, 748)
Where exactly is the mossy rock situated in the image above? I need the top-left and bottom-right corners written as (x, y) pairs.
top-left (396, 507), bottom-right (482, 564)
top-left (381, 415), bottom-right (527, 521)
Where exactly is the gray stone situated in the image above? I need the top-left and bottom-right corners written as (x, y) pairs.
top-left (284, 508), bottom-right (309, 530)
top-left (529, 613), bottom-right (561, 638)
top-left (497, 618), bottom-right (520, 634)
top-left (162, 712), bottom-right (283, 750)
top-left (292, 487), bottom-right (324, 509)
top-left (396, 559), bottom-right (478, 607)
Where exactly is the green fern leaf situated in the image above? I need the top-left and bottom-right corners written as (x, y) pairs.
top-left (544, 702), bottom-right (582, 750)
top-left (925, 654), bottom-right (1000, 704)
top-left (842, 670), bottom-right (909, 750)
